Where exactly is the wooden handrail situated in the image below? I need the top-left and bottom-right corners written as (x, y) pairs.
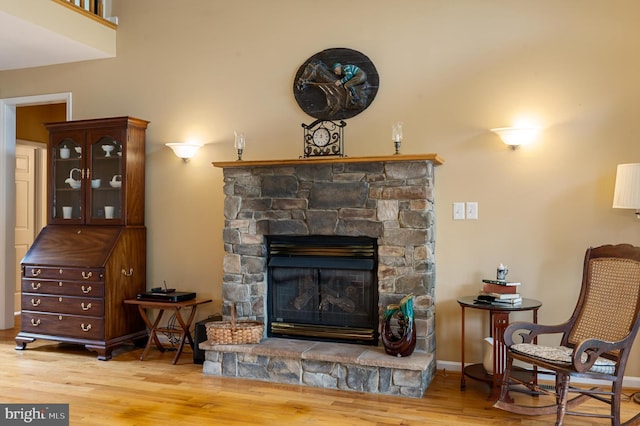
top-left (52, 0), bottom-right (117, 29)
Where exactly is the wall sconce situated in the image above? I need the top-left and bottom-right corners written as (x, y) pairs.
top-left (166, 142), bottom-right (203, 163)
top-left (490, 126), bottom-right (540, 150)
top-left (613, 163), bottom-right (640, 218)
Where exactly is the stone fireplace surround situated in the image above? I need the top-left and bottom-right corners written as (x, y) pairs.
top-left (202, 154), bottom-right (442, 397)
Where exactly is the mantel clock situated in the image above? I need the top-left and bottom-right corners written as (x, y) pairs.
top-left (301, 119), bottom-right (346, 158)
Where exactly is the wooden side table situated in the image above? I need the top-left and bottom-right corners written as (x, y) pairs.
top-left (457, 296), bottom-right (542, 400)
top-left (124, 298), bottom-right (212, 364)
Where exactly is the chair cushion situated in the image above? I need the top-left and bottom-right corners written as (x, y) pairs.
top-left (511, 343), bottom-right (616, 375)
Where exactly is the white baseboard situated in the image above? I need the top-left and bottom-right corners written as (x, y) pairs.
top-left (436, 360), bottom-right (640, 389)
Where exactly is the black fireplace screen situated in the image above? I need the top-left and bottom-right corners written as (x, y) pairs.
top-left (267, 235), bottom-right (378, 345)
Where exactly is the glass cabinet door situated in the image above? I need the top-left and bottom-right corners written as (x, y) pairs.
top-left (46, 117), bottom-right (147, 227)
top-left (89, 134), bottom-right (123, 223)
top-left (51, 135), bottom-right (83, 222)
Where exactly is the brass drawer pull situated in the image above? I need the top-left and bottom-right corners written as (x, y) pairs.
top-left (80, 323), bottom-right (92, 332)
top-left (30, 298), bottom-right (41, 307)
top-left (58, 297), bottom-right (63, 302)
top-left (81, 286), bottom-right (92, 294)
top-left (81, 271), bottom-right (93, 280)
top-left (121, 268), bottom-right (133, 277)
top-left (31, 269), bottom-right (41, 277)
top-left (81, 303), bottom-right (92, 311)
top-left (31, 319), bottom-right (41, 326)
top-left (31, 282), bottom-right (41, 290)
top-left (59, 282), bottom-right (63, 287)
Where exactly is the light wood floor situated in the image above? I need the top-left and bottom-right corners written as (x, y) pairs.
top-left (1, 322), bottom-right (638, 425)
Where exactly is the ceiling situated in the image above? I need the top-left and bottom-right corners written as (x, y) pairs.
top-left (0, 10), bottom-right (112, 71)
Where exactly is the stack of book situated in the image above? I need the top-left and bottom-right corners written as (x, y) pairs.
top-left (476, 279), bottom-right (522, 305)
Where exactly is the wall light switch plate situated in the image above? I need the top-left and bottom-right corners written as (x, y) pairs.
top-left (453, 202), bottom-right (465, 220)
top-left (466, 202), bottom-right (478, 220)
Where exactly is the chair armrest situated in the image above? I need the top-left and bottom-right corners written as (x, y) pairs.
top-left (572, 337), bottom-right (626, 373)
top-left (503, 321), bottom-right (570, 346)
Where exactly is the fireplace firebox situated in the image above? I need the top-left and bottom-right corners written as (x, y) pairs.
top-left (267, 235), bottom-right (378, 345)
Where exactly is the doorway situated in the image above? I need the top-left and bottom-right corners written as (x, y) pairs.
top-left (0, 93), bottom-right (72, 329)
top-left (14, 104), bottom-right (66, 313)
top-left (14, 142), bottom-right (44, 312)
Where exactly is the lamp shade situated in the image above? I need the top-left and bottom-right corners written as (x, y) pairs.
top-left (613, 163), bottom-right (640, 209)
top-left (166, 142), bottom-right (203, 161)
top-left (490, 126), bottom-right (539, 148)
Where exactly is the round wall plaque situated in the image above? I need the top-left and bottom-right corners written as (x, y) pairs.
top-left (293, 48), bottom-right (379, 120)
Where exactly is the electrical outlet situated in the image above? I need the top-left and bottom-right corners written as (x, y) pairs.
top-left (466, 202), bottom-right (478, 220)
top-left (453, 202), bottom-right (465, 220)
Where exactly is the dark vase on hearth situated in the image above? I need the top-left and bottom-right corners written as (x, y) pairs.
top-left (381, 294), bottom-right (417, 357)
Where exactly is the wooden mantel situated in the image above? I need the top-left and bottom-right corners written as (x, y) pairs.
top-left (212, 153), bottom-right (444, 169)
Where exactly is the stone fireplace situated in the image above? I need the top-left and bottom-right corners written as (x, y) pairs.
top-left (203, 154), bottom-right (443, 397)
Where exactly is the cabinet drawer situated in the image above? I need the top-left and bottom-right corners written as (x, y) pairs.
top-left (22, 279), bottom-right (105, 297)
top-left (21, 312), bottom-right (104, 340)
top-left (23, 266), bottom-right (103, 281)
top-left (22, 294), bottom-right (104, 317)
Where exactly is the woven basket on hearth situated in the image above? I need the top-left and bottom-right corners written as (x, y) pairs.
top-left (205, 303), bottom-right (263, 345)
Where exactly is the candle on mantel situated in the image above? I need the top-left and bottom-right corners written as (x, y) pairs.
top-left (392, 122), bottom-right (403, 143)
top-left (234, 131), bottom-right (246, 160)
top-left (392, 122), bottom-right (403, 154)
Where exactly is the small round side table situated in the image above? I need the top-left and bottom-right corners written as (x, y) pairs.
top-left (457, 296), bottom-right (542, 400)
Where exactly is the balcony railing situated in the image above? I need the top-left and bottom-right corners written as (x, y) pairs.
top-left (54, 0), bottom-right (116, 28)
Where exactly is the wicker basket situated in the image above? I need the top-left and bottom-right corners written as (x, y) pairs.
top-left (206, 304), bottom-right (263, 345)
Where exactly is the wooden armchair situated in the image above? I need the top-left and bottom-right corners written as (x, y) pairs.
top-left (494, 244), bottom-right (640, 426)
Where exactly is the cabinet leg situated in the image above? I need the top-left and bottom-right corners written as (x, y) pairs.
top-left (85, 345), bottom-right (112, 361)
top-left (15, 336), bottom-right (35, 350)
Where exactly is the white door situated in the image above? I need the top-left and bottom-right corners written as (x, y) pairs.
top-left (14, 144), bottom-right (40, 313)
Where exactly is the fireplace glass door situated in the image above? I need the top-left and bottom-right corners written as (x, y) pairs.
top-left (267, 236), bottom-right (378, 345)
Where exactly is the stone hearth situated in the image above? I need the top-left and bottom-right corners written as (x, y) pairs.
top-left (206, 154), bottom-right (443, 397)
top-left (200, 338), bottom-right (433, 397)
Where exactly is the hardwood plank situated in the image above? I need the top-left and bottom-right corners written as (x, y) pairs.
top-left (0, 321), bottom-right (637, 425)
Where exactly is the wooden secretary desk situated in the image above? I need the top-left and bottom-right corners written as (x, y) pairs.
top-left (15, 117), bottom-right (149, 360)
